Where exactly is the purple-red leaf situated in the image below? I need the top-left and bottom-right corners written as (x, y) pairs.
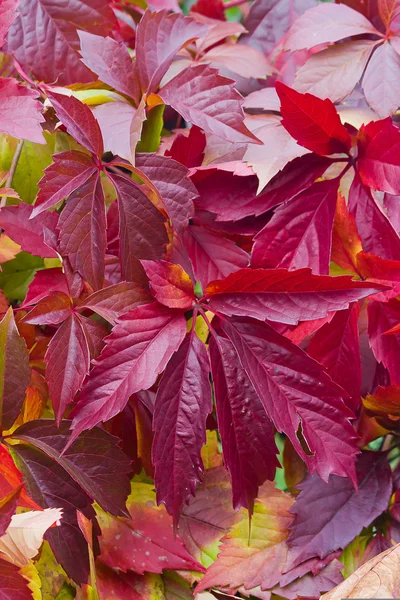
top-left (159, 64), bottom-right (259, 144)
top-left (285, 451), bottom-right (392, 569)
top-left (135, 10), bottom-right (208, 93)
top-left (12, 419), bottom-right (132, 517)
top-left (276, 82), bottom-right (352, 156)
top-left (0, 78), bottom-right (44, 144)
top-left (252, 178), bottom-right (340, 274)
top-left (135, 153), bottom-right (198, 234)
top-left (307, 304), bottom-right (361, 413)
top-left (78, 32), bottom-right (140, 102)
top-left (34, 151), bottom-right (97, 216)
top-left (210, 329), bottom-right (279, 511)
top-left (0, 203), bottom-right (58, 259)
top-left (221, 317), bottom-right (359, 485)
top-left (206, 268), bottom-right (385, 324)
top-left (108, 172), bottom-right (169, 285)
top-left (0, 557), bottom-right (32, 599)
top-left (142, 260), bottom-right (195, 309)
top-left (58, 173), bottom-right (107, 291)
top-left (69, 302), bottom-right (187, 440)
top-left (46, 92), bottom-right (104, 158)
top-left (77, 282), bottom-right (152, 325)
top-left (349, 172), bottom-right (400, 261)
top-left (0, 308), bottom-right (30, 432)
top-left (0, 486), bottom-right (22, 537)
top-left (153, 330), bottom-right (212, 522)
top-left (7, 0), bottom-right (118, 85)
top-left (183, 225), bottom-right (249, 290)
top-left (44, 313), bottom-right (90, 425)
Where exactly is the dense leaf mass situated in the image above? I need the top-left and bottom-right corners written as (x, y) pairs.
top-left (0, 0), bottom-right (399, 597)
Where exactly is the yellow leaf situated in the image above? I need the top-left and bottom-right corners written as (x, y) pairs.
top-left (35, 541), bottom-right (68, 599)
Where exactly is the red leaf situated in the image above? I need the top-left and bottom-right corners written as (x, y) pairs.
top-left (285, 451), bottom-right (392, 569)
top-left (240, 0), bottom-right (317, 55)
top-left (78, 32), bottom-right (140, 102)
top-left (284, 3), bottom-right (380, 51)
top-left (349, 172), bottom-right (400, 261)
top-left (183, 225), bottom-right (249, 290)
top-left (69, 302), bottom-right (187, 440)
top-left (0, 486), bottom-right (22, 537)
top-left (46, 92), bottom-right (104, 158)
top-left (23, 268), bottom-right (69, 307)
top-left (357, 117), bottom-right (400, 194)
top-left (135, 153), bottom-right (198, 234)
top-left (362, 41), bottom-right (400, 118)
top-left (58, 173), bottom-right (107, 291)
top-left (108, 172), bottom-right (169, 286)
top-left (0, 78), bottom-right (44, 145)
top-left (34, 151), bottom-right (97, 216)
top-left (206, 268), bottom-right (385, 325)
top-left (221, 317), bottom-right (359, 485)
top-left (165, 125), bottom-right (206, 168)
top-left (293, 40), bottom-right (376, 104)
top-left (307, 304), bottom-right (361, 413)
top-left (276, 82), bottom-right (352, 155)
top-left (210, 329), bottom-right (279, 511)
top-left (368, 298), bottom-right (400, 384)
top-left (135, 10), bottom-right (208, 93)
top-left (7, 0), bottom-right (118, 85)
top-left (77, 282), bottom-right (152, 325)
top-left (12, 419), bottom-right (132, 517)
top-left (0, 0), bottom-right (19, 49)
top-left (153, 330), bottom-right (212, 522)
top-left (0, 557), bottom-right (32, 600)
top-left (159, 64), bottom-right (260, 143)
top-left (331, 191), bottom-right (363, 274)
top-left (0, 203), bottom-right (58, 259)
top-left (44, 314), bottom-right (90, 424)
top-left (142, 260), bottom-right (195, 310)
top-left (95, 483), bottom-right (203, 574)
top-left (21, 291), bottom-right (72, 325)
top-left (0, 308), bottom-right (30, 432)
top-left (252, 178), bottom-right (340, 274)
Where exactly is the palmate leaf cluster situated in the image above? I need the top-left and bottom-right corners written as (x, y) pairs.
top-left (0, 0), bottom-right (400, 597)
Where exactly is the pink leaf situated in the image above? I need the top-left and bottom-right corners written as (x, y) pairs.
top-left (0, 79), bottom-right (44, 145)
top-left (69, 302), bottom-right (187, 440)
top-left (136, 10), bottom-right (209, 93)
top-left (159, 64), bottom-right (260, 144)
top-left (45, 313), bottom-right (90, 424)
top-left (78, 32), bottom-right (140, 102)
top-left (368, 298), bottom-right (400, 384)
top-left (285, 3), bottom-right (380, 51)
top-left (153, 330), bottom-right (212, 522)
top-left (58, 173), bottom-right (107, 291)
top-left (0, 0), bottom-right (19, 49)
top-left (47, 92), bottom-right (104, 158)
top-left (7, 0), bottom-right (118, 85)
top-left (362, 41), bottom-right (400, 118)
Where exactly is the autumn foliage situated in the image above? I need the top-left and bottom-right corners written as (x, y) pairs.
top-left (1, 0), bottom-right (400, 597)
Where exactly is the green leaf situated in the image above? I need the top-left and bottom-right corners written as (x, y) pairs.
top-left (0, 252), bottom-right (44, 301)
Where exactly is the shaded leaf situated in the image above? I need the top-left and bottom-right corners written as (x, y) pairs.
top-left (153, 330), bottom-right (212, 522)
top-left (142, 260), bottom-right (195, 310)
top-left (210, 330), bottom-right (278, 511)
top-left (0, 486), bottom-right (22, 537)
top-left (0, 308), bottom-right (30, 432)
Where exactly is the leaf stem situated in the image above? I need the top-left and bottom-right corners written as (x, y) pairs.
top-left (1, 139), bottom-right (24, 208)
top-left (223, 0), bottom-right (249, 9)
